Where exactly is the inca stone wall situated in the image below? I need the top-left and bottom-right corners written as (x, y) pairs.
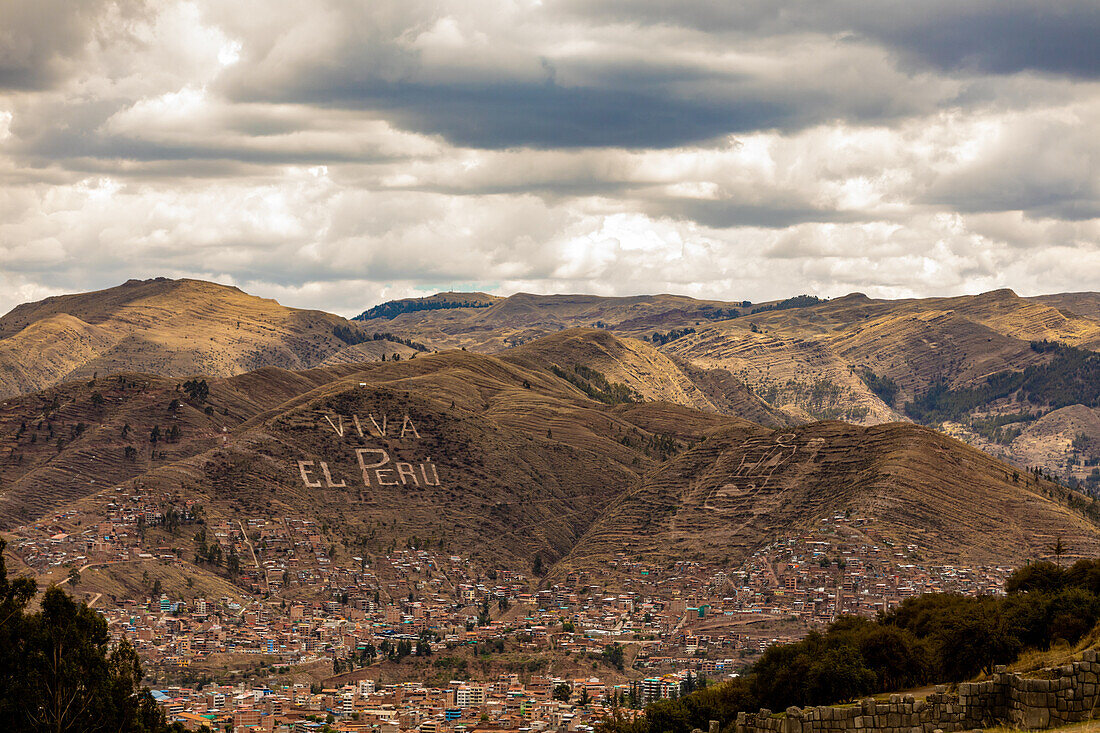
top-left (734, 650), bottom-right (1100, 733)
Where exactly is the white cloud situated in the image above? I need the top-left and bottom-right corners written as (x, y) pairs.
top-left (0, 0), bottom-right (1096, 316)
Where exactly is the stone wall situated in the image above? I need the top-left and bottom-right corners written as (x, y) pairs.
top-left (734, 650), bottom-right (1100, 733)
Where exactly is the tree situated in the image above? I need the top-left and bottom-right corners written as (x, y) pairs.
top-left (1051, 536), bottom-right (1067, 564)
top-left (1006, 561), bottom-right (1066, 594)
top-left (182, 379), bottom-right (209, 402)
top-left (553, 683), bottom-right (572, 702)
top-left (227, 548), bottom-right (241, 578)
top-left (67, 568), bottom-right (80, 587)
top-left (0, 549), bottom-right (175, 733)
top-left (0, 538), bottom-right (37, 725)
top-left (532, 555), bottom-right (544, 576)
top-left (603, 642), bottom-right (625, 671)
top-left (579, 688), bottom-right (591, 707)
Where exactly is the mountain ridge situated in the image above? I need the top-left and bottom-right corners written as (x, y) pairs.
top-left (1, 330), bottom-right (1098, 588)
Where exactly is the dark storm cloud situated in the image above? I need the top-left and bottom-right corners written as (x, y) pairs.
top-left (204, 1), bottom-right (1097, 154)
top-left (223, 47), bottom-right (952, 150)
top-left (244, 77), bottom-right (794, 150)
top-left (866, 3), bottom-right (1100, 78)
top-left (560, 0), bottom-right (1100, 79)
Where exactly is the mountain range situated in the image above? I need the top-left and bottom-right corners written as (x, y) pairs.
top-left (353, 287), bottom-right (1100, 481)
top-left (0, 278), bottom-right (1098, 595)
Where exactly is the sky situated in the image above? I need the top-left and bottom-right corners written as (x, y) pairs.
top-left (0, 1), bottom-right (1098, 317)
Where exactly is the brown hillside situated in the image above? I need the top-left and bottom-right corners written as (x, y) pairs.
top-left (356, 287), bottom-right (1100, 470)
top-left (561, 421), bottom-right (1100, 572)
top-left (0, 363), bottom-right (375, 528)
top-left (1009, 405), bottom-right (1100, 474)
top-left (6, 280), bottom-right (1097, 474)
top-left (500, 328), bottom-right (791, 428)
top-left (0, 277), bottom-right (390, 399)
top-left (373, 292), bottom-right (739, 352)
top-left (4, 329), bottom-right (1100, 588)
top-left (0, 334), bottom-right (728, 569)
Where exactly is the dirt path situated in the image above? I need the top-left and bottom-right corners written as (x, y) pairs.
top-left (237, 520), bottom-right (260, 569)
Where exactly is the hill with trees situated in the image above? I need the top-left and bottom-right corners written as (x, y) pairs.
top-left (0, 536), bottom-right (179, 732)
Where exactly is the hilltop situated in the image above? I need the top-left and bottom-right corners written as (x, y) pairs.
top-left (4, 279), bottom-right (1097, 481)
top-left (501, 329), bottom-right (791, 428)
top-left (362, 288), bottom-right (1100, 480)
top-left (0, 277), bottom-right (417, 400)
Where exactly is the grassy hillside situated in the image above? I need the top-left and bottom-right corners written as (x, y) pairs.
top-left (3, 329), bottom-right (1100, 587)
top-left (361, 288), bottom-right (1100, 473)
top-left (562, 420), bottom-right (1100, 572)
top-left (0, 277), bottom-right (406, 399)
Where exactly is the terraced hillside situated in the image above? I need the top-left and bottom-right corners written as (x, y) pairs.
top-left (562, 420), bottom-right (1100, 572)
top-left (0, 332), bottom-right (731, 568)
top-left (3, 330), bottom-right (1100, 588)
top-left (362, 288), bottom-right (1100, 476)
top-left (500, 328), bottom-right (791, 428)
top-left (4, 279), bottom-right (1096, 479)
top-left (0, 277), bottom-right (412, 399)
top-left (352, 292), bottom-right (745, 352)
top-left (0, 363), bottom-right (376, 528)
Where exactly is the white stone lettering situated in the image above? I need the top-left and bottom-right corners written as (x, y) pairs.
top-left (395, 462), bottom-right (419, 486)
top-left (320, 462), bottom-right (346, 488)
top-left (421, 459), bottom-right (441, 486)
top-left (320, 412), bottom-right (423, 440)
top-left (400, 414), bottom-right (421, 439)
top-left (299, 413), bottom-right (440, 487)
top-left (323, 415), bottom-right (345, 437)
top-left (356, 449), bottom-right (390, 486)
top-left (298, 461), bottom-right (322, 488)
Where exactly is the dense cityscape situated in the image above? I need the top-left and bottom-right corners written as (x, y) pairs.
top-left (6, 483), bottom-right (1016, 732)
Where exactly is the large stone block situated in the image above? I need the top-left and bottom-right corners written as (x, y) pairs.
top-left (1026, 707), bottom-right (1050, 729)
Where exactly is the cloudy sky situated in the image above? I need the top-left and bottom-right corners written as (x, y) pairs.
top-left (1, 0), bottom-right (1098, 316)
